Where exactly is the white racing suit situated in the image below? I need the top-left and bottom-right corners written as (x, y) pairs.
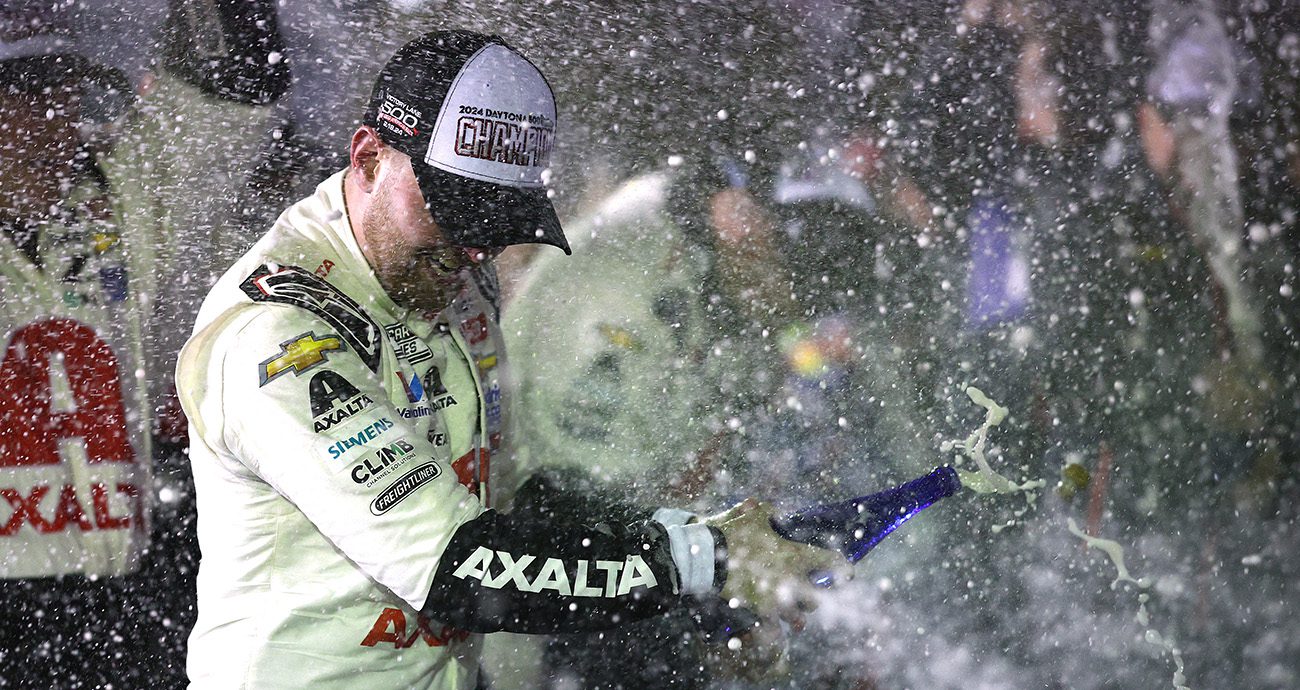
top-left (178, 170), bottom-right (722, 689)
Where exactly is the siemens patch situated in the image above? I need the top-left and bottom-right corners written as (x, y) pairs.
top-left (326, 418), bottom-right (395, 459)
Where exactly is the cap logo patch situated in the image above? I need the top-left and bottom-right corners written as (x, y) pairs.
top-left (426, 44), bottom-right (557, 188)
top-left (378, 92), bottom-right (422, 137)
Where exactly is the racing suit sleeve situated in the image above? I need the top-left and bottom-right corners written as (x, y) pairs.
top-left (508, 468), bottom-right (702, 529)
top-left (510, 466), bottom-right (664, 526)
top-left (200, 303), bottom-right (723, 635)
top-left (421, 469), bottom-right (726, 633)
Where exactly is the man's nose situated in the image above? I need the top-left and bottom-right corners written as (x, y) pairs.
top-left (462, 246), bottom-right (503, 264)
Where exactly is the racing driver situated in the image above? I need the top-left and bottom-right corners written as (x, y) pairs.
top-left (176, 30), bottom-right (838, 689)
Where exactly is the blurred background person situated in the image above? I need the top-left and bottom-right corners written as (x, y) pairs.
top-left (0, 1), bottom-right (300, 685)
top-left (503, 156), bottom-right (799, 690)
top-left (0, 5), bottom-right (160, 687)
top-left (504, 134), bottom-right (930, 686)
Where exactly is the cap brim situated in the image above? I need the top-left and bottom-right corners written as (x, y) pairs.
top-left (412, 159), bottom-right (571, 255)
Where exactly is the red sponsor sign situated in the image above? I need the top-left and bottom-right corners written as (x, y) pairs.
top-left (0, 317), bottom-right (146, 574)
top-left (0, 482), bottom-right (143, 535)
top-left (0, 319), bottom-right (136, 466)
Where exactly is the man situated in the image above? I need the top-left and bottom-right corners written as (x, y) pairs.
top-left (178, 30), bottom-right (837, 689)
top-left (0, 8), bottom-right (156, 688)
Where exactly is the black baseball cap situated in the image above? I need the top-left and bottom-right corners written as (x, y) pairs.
top-left (363, 30), bottom-right (570, 255)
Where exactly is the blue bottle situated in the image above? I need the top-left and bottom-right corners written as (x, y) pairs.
top-left (771, 466), bottom-right (963, 564)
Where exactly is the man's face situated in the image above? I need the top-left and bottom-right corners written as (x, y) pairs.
top-left (0, 85), bottom-right (81, 222)
top-left (359, 148), bottom-right (500, 312)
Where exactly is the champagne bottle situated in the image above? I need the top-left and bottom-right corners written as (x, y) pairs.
top-left (771, 466), bottom-right (963, 564)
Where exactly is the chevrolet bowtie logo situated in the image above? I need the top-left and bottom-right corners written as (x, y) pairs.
top-left (259, 332), bottom-right (345, 386)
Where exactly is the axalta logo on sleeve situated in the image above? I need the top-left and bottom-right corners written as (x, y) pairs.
top-left (451, 547), bottom-right (658, 598)
top-left (309, 370), bottom-right (375, 433)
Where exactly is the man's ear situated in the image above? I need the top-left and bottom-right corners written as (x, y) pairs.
top-left (349, 126), bottom-right (385, 191)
